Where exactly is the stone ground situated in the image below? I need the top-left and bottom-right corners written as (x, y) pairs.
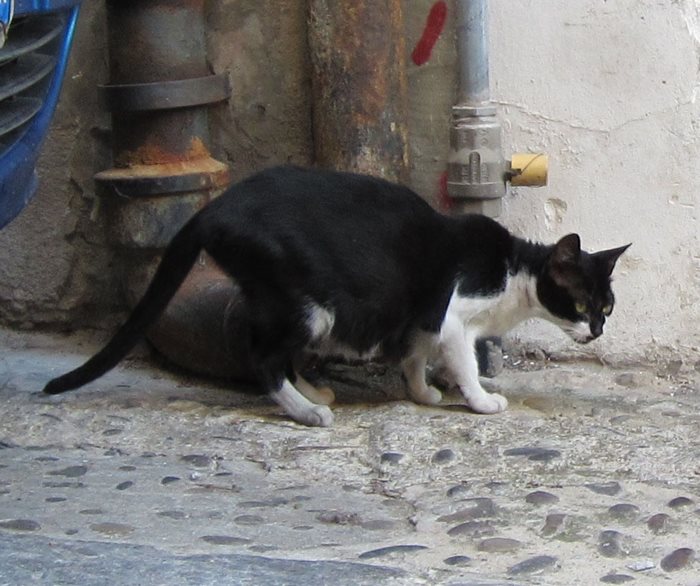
top-left (0, 327), bottom-right (698, 585)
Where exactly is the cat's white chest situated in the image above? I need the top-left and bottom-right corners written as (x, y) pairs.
top-left (445, 272), bottom-right (539, 337)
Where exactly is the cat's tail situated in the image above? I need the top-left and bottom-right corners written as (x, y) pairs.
top-left (43, 216), bottom-right (204, 395)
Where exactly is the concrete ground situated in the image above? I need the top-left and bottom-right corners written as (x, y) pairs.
top-left (0, 327), bottom-right (698, 585)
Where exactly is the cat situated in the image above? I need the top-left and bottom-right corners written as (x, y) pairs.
top-left (43, 165), bottom-right (629, 426)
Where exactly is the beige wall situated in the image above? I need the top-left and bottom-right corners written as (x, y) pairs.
top-left (493, 0), bottom-right (700, 364)
top-left (0, 0), bottom-right (698, 366)
top-left (405, 0), bottom-right (699, 365)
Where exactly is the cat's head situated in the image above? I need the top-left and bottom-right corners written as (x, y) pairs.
top-left (536, 234), bottom-right (630, 343)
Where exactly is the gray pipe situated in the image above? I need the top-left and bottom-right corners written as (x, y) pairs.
top-left (455, 0), bottom-right (490, 106)
top-left (447, 0), bottom-right (504, 212)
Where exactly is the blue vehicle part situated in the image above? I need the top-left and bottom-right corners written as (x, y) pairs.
top-left (1, 1), bottom-right (16, 48)
top-left (0, 0), bottom-right (81, 229)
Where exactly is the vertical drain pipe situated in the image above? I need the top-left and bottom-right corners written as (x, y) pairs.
top-left (308, 0), bottom-right (409, 182)
top-left (95, 0), bottom-right (251, 379)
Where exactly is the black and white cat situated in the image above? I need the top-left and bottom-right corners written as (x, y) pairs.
top-left (44, 166), bottom-right (629, 426)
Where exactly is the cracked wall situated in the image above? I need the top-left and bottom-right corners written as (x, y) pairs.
top-left (0, 0), bottom-right (698, 366)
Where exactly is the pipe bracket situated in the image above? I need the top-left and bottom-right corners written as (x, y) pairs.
top-left (100, 74), bottom-right (231, 112)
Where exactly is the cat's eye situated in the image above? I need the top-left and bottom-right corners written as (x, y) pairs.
top-left (602, 304), bottom-right (613, 316)
top-left (574, 302), bottom-right (587, 315)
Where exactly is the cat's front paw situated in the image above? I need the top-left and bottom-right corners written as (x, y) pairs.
top-left (468, 392), bottom-right (508, 414)
top-left (409, 385), bottom-right (443, 406)
top-left (295, 405), bottom-right (335, 427)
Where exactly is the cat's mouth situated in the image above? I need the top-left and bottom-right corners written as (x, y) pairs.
top-left (562, 322), bottom-right (599, 344)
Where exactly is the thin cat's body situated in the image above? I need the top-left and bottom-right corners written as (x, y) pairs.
top-left (44, 166), bottom-right (629, 426)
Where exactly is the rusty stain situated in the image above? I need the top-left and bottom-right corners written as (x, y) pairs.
top-left (100, 0), bottom-right (239, 381)
top-left (309, 0), bottom-right (408, 181)
top-left (115, 137), bottom-right (212, 167)
top-left (96, 159), bottom-right (231, 189)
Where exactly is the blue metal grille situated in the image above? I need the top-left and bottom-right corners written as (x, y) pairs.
top-left (0, 1), bottom-right (80, 229)
top-left (0, 13), bottom-right (62, 148)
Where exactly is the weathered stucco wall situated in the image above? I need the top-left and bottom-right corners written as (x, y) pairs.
top-left (405, 0), bottom-right (700, 365)
top-left (491, 0), bottom-right (700, 365)
top-left (205, 0), bottom-right (313, 180)
top-left (0, 0), bottom-right (698, 367)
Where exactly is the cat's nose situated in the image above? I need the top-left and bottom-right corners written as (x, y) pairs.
top-left (590, 321), bottom-right (604, 339)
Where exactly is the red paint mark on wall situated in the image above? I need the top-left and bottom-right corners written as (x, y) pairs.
top-left (437, 170), bottom-right (454, 212)
top-left (411, 1), bottom-right (448, 66)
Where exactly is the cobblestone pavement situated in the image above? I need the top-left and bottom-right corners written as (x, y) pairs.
top-left (0, 328), bottom-right (698, 585)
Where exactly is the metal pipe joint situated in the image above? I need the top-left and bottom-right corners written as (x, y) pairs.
top-left (447, 0), bottom-right (547, 217)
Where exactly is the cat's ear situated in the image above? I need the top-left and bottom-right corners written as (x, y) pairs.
top-left (593, 243), bottom-right (631, 276)
top-left (546, 234), bottom-right (582, 288)
top-left (551, 234), bottom-right (581, 266)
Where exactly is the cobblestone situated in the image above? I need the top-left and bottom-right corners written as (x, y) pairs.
top-left (1, 328), bottom-right (699, 585)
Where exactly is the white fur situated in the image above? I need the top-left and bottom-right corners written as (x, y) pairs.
top-left (446, 271), bottom-right (591, 341)
top-left (436, 311), bottom-right (508, 413)
top-left (270, 379), bottom-right (334, 427)
top-left (305, 301), bottom-right (381, 361)
top-left (548, 317), bottom-right (592, 343)
top-left (435, 272), bottom-right (543, 414)
top-left (432, 271), bottom-right (594, 413)
top-left (305, 303), bottom-right (335, 341)
top-left (445, 272), bottom-right (541, 337)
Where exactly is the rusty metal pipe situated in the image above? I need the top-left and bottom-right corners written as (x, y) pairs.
top-left (96, 0), bottom-right (248, 379)
top-left (307, 0), bottom-right (409, 182)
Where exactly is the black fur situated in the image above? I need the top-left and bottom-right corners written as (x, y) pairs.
top-left (43, 166), bottom-right (628, 406)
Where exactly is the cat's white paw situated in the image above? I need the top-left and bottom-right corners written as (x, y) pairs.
top-left (295, 405), bottom-right (335, 427)
top-left (410, 385), bottom-right (443, 406)
top-left (468, 392), bottom-right (508, 414)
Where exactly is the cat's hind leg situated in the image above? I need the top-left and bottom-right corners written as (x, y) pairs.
top-left (294, 373), bottom-right (335, 406)
top-left (270, 379), bottom-right (335, 427)
top-left (438, 315), bottom-right (507, 414)
top-left (401, 332), bottom-right (443, 405)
